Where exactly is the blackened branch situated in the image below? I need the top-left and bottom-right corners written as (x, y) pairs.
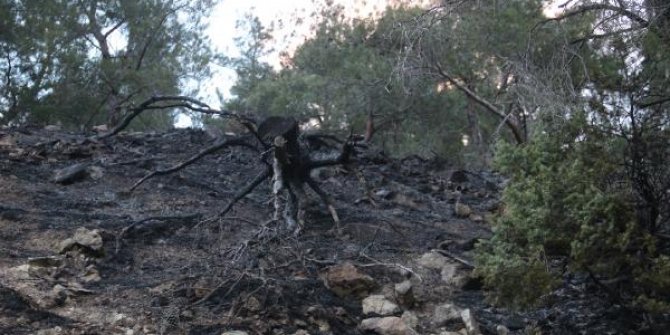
top-left (95, 96), bottom-right (258, 141)
top-left (219, 168), bottom-right (272, 217)
top-left (129, 136), bottom-right (257, 191)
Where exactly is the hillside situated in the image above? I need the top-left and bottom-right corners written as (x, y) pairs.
top-left (0, 127), bottom-right (656, 335)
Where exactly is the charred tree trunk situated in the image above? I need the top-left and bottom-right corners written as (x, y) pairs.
top-left (257, 116), bottom-right (344, 234)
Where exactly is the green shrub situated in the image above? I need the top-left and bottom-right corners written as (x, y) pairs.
top-left (476, 112), bottom-right (669, 312)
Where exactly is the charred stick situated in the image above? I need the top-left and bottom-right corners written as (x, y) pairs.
top-left (305, 142), bottom-right (354, 169)
top-left (219, 168), bottom-right (272, 216)
top-left (129, 136), bottom-right (256, 191)
top-left (305, 176), bottom-right (341, 228)
top-left (95, 95), bottom-right (258, 140)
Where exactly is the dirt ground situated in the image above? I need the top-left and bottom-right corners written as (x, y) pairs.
top-left (0, 127), bottom-right (659, 335)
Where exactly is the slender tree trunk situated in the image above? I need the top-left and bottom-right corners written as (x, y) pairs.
top-left (465, 82), bottom-right (484, 149)
top-left (364, 108), bottom-right (374, 142)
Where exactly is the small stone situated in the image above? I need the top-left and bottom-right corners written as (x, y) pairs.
top-left (44, 124), bottom-right (62, 131)
top-left (469, 214), bottom-right (483, 222)
top-left (460, 309), bottom-right (481, 335)
top-left (322, 262), bottom-right (376, 298)
top-left (87, 166), bottom-right (105, 180)
top-left (0, 133), bottom-right (15, 147)
top-left (433, 303), bottom-right (462, 326)
top-left (27, 256), bottom-right (63, 268)
top-left (454, 202), bottom-right (472, 217)
top-left (82, 266), bottom-right (101, 283)
top-left (375, 188), bottom-right (393, 199)
top-left (401, 311), bottom-right (419, 329)
top-left (418, 251), bottom-right (449, 270)
top-left (92, 124), bottom-right (108, 132)
top-left (36, 326), bottom-right (63, 335)
top-left (221, 331), bottom-right (249, 335)
top-left (362, 295), bottom-right (401, 316)
top-left (314, 319), bottom-right (330, 332)
top-left (439, 330), bottom-right (467, 335)
top-left (111, 312), bottom-right (127, 325)
top-left (53, 163), bottom-right (89, 184)
top-left (360, 316), bottom-right (418, 335)
top-left (243, 296), bottom-right (261, 312)
top-left (394, 280), bottom-right (414, 307)
top-left (58, 228), bottom-right (104, 257)
top-left (47, 285), bottom-right (68, 307)
top-left (496, 324), bottom-right (510, 335)
top-left (181, 309), bottom-right (194, 319)
top-left (440, 262), bottom-right (469, 288)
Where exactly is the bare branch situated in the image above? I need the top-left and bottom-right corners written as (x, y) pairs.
top-left (103, 20), bottom-right (126, 39)
top-left (95, 96), bottom-right (256, 140)
top-left (129, 136), bottom-right (257, 191)
top-left (433, 62), bottom-right (525, 144)
top-left (219, 168), bottom-right (272, 217)
top-left (540, 3), bottom-right (648, 28)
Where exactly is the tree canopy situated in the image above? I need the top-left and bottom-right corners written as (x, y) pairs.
top-left (0, 0), bottom-right (215, 129)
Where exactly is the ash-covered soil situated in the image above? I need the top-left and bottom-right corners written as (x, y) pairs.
top-left (0, 127), bottom-right (654, 335)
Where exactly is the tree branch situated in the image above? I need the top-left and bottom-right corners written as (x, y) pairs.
top-left (95, 96), bottom-right (256, 140)
top-left (219, 168), bottom-right (272, 216)
top-left (540, 3), bottom-right (648, 28)
top-left (433, 62), bottom-right (525, 144)
top-left (129, 136), bottom-right (258, 191)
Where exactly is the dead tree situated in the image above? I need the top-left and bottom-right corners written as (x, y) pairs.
top-left (97, 96), bottom-right (356, 235)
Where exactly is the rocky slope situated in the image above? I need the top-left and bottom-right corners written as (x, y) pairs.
top-left (0, 127), bottom-right (648, 334)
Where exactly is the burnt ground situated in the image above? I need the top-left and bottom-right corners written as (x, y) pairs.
top-left (0, 127), bottom-right (660, 335)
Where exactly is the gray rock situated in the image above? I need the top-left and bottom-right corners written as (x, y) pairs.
top-left (460, 309), bottom-right (481, 335)
top-left (433, 303), bottom-right (462, 326)
top-left (58, 228), bottom-right (104, 257)
top-left (47, 284), bottom-right (68, 307)
top-left (496, 325), bottom-right (510, 335)
top-left (221, 331), bottom-right (249, 335)
top-left (418, 251), bottom-right (449, 270)
top-left (394, 280), bottom-right (414, 307)
top-left (322, 262), bottom-right (376, 298)
top-left (401, 311), bottom-right (419, 329)
top-left (362, 295), bottom-right (401, 316)
top-left (439, 330), bottom-right (467, 335)
top-left (87, 165), bottom-right (105, 180)
top-left (375, 188), bottom-right (393, 199)
top-left (53, 163), bottom-right (89, 184)
top-left (36, 326), bottom-right (64, 335)
top-left (360, 316), bottom-right (418, 335)
top-left (454, 202), bottom-right (472, 217)
top-left (440, 262), bottom-right (469, 288)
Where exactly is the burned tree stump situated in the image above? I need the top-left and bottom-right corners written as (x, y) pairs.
top-left (100, 96), bottom-right (354, 235)
top-left (257, 116), bottom-right (342, 234)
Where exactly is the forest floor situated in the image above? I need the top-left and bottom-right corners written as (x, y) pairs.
top-left (0, 127), bottom-right (652, 335)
